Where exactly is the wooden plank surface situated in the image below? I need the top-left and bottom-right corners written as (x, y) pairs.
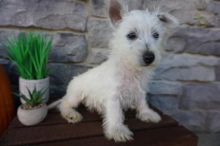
top-left (30, 126), bottom-right (197, 146)
top-left (0, 106), bottom-right (198, 146)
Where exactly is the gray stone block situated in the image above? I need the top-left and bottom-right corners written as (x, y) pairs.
top-left (86, 48), bottom-right (109, 64)
top-left (0, 0), bottom-right (87, 31)
top-left (155, 54), bottom-right (218, 81)
top-left (148, 95), bottom-right (179, 113)
top-left (166, 36), bottom-right (186, 53)
top-left (142, 0), bottom-right (218, 27)
top-left (194, 0), bottom-right (209, 10)
top-left (180, 83), bottom-right (220, 110)
top-left (197, 132), bottom-right (220, 146)
top-left (155, 65), bottom-right (215, 81)
top-left (207, 111), bottom-right (220, 132)
top-left (148, 80), bottom-right (183, 96)
top-left (174, 10), bottom-right (217, 27)
top-left (49, 63), bottom-right (89, 88)
top-left (0, 30), bottom-right (20, 59)
top-left (49, 63), bottom-right (90, 98)
top-left (127, 0), bottom-right (143, 10)
top-left (50, 85), bottom-right (66, 99)
top-left (192, 42), bottom-right (220, 56)
top-left (173, 28), bottom-right (220, 56)
top-left (0, 48), bottom-right (7, 60)
top-left (207, 1), bottom-right (220, 15)
top-left (142, 0), bottom-right (196, 11)
top-left (87, 18), bottom-right (113, 48)
top-left (159, 54), bottom-right (219, 68)
top-left (0, 58), bottom-right (8, 64)
top-left (51, 33), bottom-right (88, 63)
top-left (215, 65), bottom-right (220, 81)
top-left (91, 0), bottom-right (108, 17)
top-left (171, 110), bottom-right (207, 132)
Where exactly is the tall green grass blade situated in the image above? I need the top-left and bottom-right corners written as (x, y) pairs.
top-left (6, 32), bottom-right (53, 80)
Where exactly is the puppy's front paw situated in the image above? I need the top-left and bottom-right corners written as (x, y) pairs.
top-left (137, 110), bottom-right (161, 123)
top-left (105, 124), bottom-right (133, 142)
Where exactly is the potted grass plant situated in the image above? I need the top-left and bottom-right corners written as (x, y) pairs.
top-left (17, 87), bottom-right (48, 126)
top-left (6, 32), bottom-right (52, 103)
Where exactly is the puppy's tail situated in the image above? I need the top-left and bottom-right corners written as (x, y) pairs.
top-left (48, 99), bottom-right (62, 110)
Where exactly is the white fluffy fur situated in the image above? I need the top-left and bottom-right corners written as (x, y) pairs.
top-left (49, 1), bottom-right (178, 142)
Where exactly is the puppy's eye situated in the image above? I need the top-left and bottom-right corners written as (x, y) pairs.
top-left (152, 32), bottom-right (159, 39)
top-left (127, 32), bottom-right (137, 40)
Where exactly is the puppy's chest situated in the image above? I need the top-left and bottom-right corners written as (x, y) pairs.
top-left (118, 70), bottom-right (143, 108)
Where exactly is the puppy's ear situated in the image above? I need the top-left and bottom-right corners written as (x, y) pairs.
top-left (109, 0), bottom-right (128, 27)
top-left (157, 13), bottom-right (179, 28)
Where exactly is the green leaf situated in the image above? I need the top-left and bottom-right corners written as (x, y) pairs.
top-left (17, 86), bottom-right (46, 106)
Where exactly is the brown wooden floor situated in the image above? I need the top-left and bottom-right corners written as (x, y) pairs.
top-left (0, 106), bottom-right (198, 146)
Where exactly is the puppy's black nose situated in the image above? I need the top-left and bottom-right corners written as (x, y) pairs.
top-left (143, 51), bottom-right (155, 65)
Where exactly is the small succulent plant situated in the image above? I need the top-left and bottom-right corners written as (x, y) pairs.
top-left (19, 87), bottom-right (47, 108)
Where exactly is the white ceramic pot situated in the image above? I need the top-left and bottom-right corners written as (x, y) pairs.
top-left (19, 77), bottom-right (49, 103)
top-left (17, 104), bottom-right (48, 126)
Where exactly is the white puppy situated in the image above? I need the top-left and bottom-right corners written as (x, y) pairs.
top-left (49, 0), bottom-right (178, 142)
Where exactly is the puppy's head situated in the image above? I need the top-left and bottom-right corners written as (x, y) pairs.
top-left (109, 0), bottom-right (179, 67)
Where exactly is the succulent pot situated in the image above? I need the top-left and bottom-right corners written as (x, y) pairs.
top-left (19, 77), bottom-right (49, 103)
top-left (17, 104), bottom-right (48, 126)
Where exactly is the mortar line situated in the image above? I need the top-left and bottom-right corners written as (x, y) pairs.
top-left (0, 25), bottom-right (86, 35)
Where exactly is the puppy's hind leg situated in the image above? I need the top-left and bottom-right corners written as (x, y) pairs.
top-left (59, 93), bottom-right (83, 123)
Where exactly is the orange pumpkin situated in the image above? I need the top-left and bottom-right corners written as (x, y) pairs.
top-left (0, 65), bottom-right (15, 136)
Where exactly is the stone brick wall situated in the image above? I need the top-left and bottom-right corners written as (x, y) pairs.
top-left (0, 0), bottom-right (220, 139)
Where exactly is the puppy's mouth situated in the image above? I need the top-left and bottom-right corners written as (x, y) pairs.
top-left (142, 51), bottom-right (155, 66)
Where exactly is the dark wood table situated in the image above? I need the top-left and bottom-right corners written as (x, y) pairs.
top-left (0, 106), bottom-right (197, 146)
